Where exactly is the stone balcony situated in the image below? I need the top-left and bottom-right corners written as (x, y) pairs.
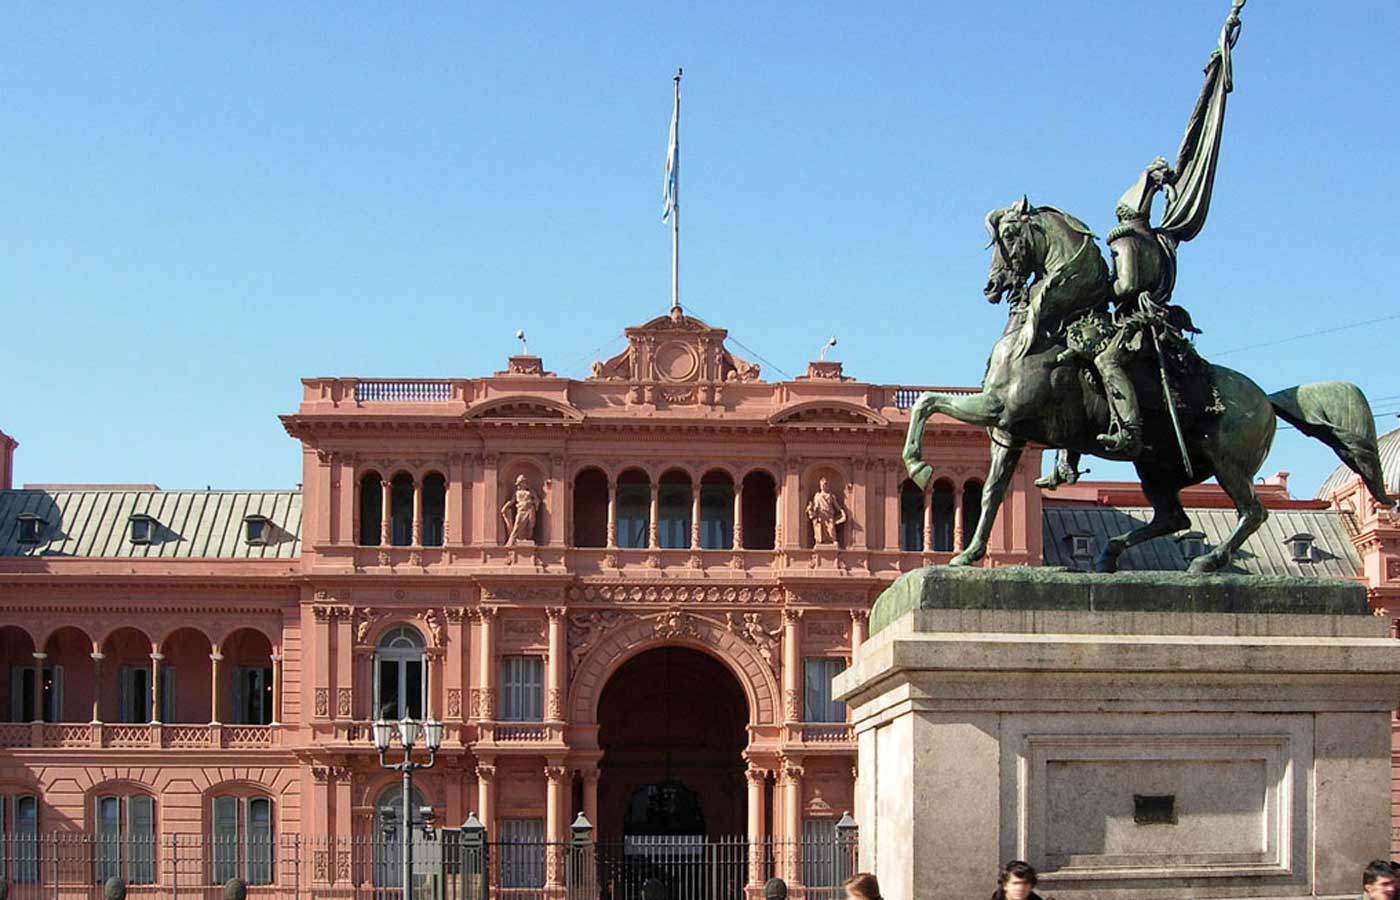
top-left (0, 723), bottom-right (280, 750)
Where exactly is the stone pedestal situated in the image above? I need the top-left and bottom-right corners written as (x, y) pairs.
top-left (833, 567), bottom-right (1400, 900)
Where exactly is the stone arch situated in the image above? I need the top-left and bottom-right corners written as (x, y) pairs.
top-left (569, 612), bottom-right (778, 726)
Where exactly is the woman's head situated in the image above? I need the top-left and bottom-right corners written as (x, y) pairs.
top-left (999, 860), bottom-right (1038, 900)
top-left (843, 872), bottom-right (881, 900)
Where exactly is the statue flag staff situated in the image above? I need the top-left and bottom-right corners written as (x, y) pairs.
top-left (663, 68), bottom-right (682, 312)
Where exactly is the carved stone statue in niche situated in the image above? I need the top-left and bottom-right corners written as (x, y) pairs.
top-left (806, 477), bottom-right (847, 547)
top-left (500, 474), bottom-right (541, 546)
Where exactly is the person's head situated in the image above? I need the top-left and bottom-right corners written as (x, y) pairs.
top-left (819, 477), bottom-right (830, 491)
top-left (842, 873), bottom-right (881, 900)
top-left (1363, 860), bottom-right (1397, 900)
top-left (999, 860), bottom-right (1038, 900)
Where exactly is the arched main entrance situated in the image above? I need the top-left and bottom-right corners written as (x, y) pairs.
top-left (596, 646), bottom-right (748, 840)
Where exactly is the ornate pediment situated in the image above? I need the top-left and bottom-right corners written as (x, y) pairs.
top-left (768, 400), bottom-right (887, 428)
top-left (465, 395), bottom-right (583, 422)
top-left (588, 306), bottom-right (763, 388)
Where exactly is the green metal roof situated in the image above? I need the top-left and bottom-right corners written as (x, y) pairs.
top-left (1043, 505), bottom-right (1361, 578)
top-left (0, 489), bottom-right (301, 559)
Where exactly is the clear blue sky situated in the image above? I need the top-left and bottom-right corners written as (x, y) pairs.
top-left (3, 2), bottom-right (1396, 494)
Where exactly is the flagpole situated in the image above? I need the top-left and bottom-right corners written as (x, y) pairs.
top-left (671, 68), bottom-right (681, 313)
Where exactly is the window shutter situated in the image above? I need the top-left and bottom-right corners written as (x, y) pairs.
top-left (49, 666), bottom-right (63, 723)
top-left (161, 666), bottom-right (177, 722)
top-left (248, 797), bottom-right (273, 885)
top-left (232, 669), bottom-right (246, 725)
top-left (119, 667), bottom-right (133, 723)
top-left (9, 666), bottom-right (21, 722)
top-left (128, 795), bottom-right (156, 884)
top-left (213, 796), bottom-right (238, 884)
top-left (528, 657), bottom-right (543, 721)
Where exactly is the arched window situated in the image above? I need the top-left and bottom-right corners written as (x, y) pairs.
top-left (657, 470), bottom-right (692, 549)
top-left (899, 481), bottom-right (924, 551)
top-left (421, 473), bottom-right (446, 547)
top-left (962, 481), bottom-right (983, 548)
top-left (699, 471), bottom-right (735, 550)
top-left (212, 795), bottom-right (274, 885)
top-left (360, 473), bottom-right (383, 546)
top-left (1, 794), bottom-right (39, 883)
top-left (390, 474), bottom-right (414, 546)
top-left (572, 468), bottom-right (609, 548)
top-left (374, 626), bottom-right (425, 721)
top-left (741, 471), bottom-right (777, 550)
top-left (615, 470), bottom-right (650, 549)
top-left (931, 480), bottom-right (955, 552)
top-left (95, 793), bottom-right (156, 885)
top-left (375, 785), bottom-right (427, 889)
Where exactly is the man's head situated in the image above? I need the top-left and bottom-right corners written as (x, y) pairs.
top-left (1363, 860), bottom-right (1396, 900)
top-left (999, 860), bottom-right (1038, 900)
top-left (818, 477), bottom-right (830, 491)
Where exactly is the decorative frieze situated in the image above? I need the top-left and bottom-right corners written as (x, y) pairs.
top-left (447, 689), bottom-right (462, 719)
top-left (567, 584), bottom-right (783, 605)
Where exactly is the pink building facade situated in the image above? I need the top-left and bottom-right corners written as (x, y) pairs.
top-left (0, 309), bottom-right (1046, 891)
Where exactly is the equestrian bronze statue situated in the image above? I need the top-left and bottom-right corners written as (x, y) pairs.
top-left (902, 0), bottom-right (1395, 574)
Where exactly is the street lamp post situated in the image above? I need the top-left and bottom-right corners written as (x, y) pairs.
top-left (372, 715), bottom-right (444, 899)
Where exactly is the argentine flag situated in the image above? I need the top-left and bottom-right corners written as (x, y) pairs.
top-left (662, 77), bottom-right (679, 222)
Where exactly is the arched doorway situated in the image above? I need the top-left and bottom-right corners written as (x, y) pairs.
top-left (596, 646), bottom-right (748, 840)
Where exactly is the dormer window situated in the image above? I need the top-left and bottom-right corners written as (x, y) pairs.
top-left (1070, 534), bottom-right (1094, 561)
top-left (244, 515), bottom-right (271, 546)
top-left (16, 513), bottom-right (43, 544)
top-left (1285, 532), bottom-right (1315, 563)
top-left (1177, 530), bottom-right (1207, 561)
top-left (129, 515), bottom-right (155, 545)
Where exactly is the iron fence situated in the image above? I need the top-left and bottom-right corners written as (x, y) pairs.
top-left (0, 825), bottom-right (856, 900)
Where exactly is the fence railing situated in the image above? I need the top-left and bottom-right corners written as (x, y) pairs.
top-left (0, 820), bottom-right (858, 899)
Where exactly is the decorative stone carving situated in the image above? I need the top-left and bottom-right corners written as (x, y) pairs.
top-left (336, 688), bottom-right (352, 718)
top-left (475, 763), bottom-right (496, 782)
top-left (355, 607), bottom-right (377, 644)
top-left (546, 688), bottom-right (563, 720)
top-left (806, 477), bottom-right (848, 547)
top-left (566, 583), bottom-right (782, 605)
top-left (1388, 558), bottom-right (1400, 581)
top-left (726, 612), bottom-right (780, 668)
top-left (569, 611), bottom-right (631, 671)
top-left (424, 608), bottom-right (444, 647)
top-left (335, 850), bottom-right (351, 881)
top-left (653, 609), bottom-right (698, 640)
top-left (806, 787), bottom-right (835, 816)
top-left (784, 689), bottom-right (802, 723)
top-left (313, 850), bottom-right (329, 882)
top-left (501, 474), bottom-right (541, 546)
top-left (447, 689), bottom-right (462, 718)
top-left (314, 688), bottom-right (329, 718)
top-left (475, 688), bottom-right (498, 720)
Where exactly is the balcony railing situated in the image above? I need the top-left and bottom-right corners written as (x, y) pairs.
top-left (495, 723), bottom-right (549, 742)
top-left (354, 380), bottom-right (455, 402)
top-left (0, 723), bottom-right (278, 749)
top-left (800, 723), bottom-right (854, 744)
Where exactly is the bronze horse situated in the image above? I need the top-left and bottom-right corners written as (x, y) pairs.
top-left (902, 198), bottom-right (1393, 573)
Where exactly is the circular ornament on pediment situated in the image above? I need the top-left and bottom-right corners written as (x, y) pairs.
top-left (654, 341), bottom-right (700, 382)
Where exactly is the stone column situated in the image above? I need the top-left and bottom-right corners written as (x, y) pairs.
top-left (850, 611), bottom-right (867, 667)
top-left (606, 476), bottom-right (618, 548)
top-left (648, 480), bottom-right (660, 549)
top-left (545, 764), bottom-right (567, 884)
top-left (782, 610), bottom-right (802, 723)
top-left (732, 481), bottom-right (744, 550)
top-left (953, 499), bottom-right (965, 553)
top-left (780, 758), bottom-right (804, 882)
top-left (270, 653), bottom-right (282, 726)
top-left (546, 608), bottom-right (566, 721)
top-left (922, 486), bottom-right (934, 553)
top-left (30, 652), bottom-right (46, 723)
top-left (412, 477), bottom-right (423, 546)
top-left (883, 461), bottom-right (899, 551)
top-left (379, 476), bottom-right (392, 545)
top-left (582, 768), bottom-right (600, 828)
top-left (478, 608), bottom-right (497, 719)
top-left (149, 650), bottom-right (163, 724)
top-left (476, 763), bottom-right (496, 835)
top-left (90, 650), bottom-right (103, 724)
top-left (209, 649), bottom-right (223, 725)
top-left (690, 481), bottom-right (702, 549)
top-left (745, 764), bottom-right (767, 888)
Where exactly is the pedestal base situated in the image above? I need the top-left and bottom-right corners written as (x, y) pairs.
top-left (835, 567), bottom-right (1400, 900)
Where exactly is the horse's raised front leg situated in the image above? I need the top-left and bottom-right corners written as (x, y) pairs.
top-left (951, 430), bottom-right (1024, 566)
top-left (902, 391), bottom-right (1005, 489)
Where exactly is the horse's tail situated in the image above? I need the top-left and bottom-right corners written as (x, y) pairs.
top-left (1269, 381), bottom-right (1394, 505)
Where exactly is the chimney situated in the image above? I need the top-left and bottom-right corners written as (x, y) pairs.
top-left (0, 430), bottom-right (16, 490)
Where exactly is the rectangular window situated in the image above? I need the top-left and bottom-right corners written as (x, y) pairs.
top-left (119, 667), bottom-right (151, 723)
top-left (9, 665), bottom-right (62, 722)
top-left (499, 818), bottom-right (545, 889)
top-left (617, 515), bottom-right (647, 549)
top-left (500, 656), bottom-right (544, 722)
top-left (12, 795), bottom-right (39, 884)
top-left (212, 796), bottom-right (239, 884)
top-left (96, 796), bottom-right (121, 883)
top-left (803, 658), bottom-right (847, 723)
top-left (233, 667), bottom-right (274, 725)
top-left (128, 795), bottom-right (155, 884)
top-left (96, 795), bottom-right (155, 884)
top-left (247, 798), bottom-right (273, 885)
